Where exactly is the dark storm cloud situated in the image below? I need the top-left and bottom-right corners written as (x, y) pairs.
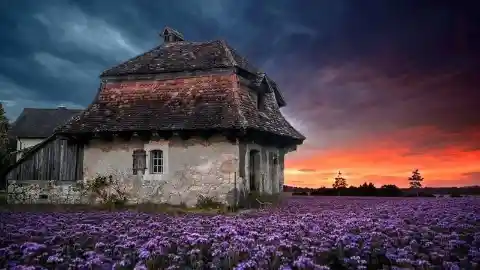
top-left (0, 0), bottom-right (478, 157)
top-left (0, 0), bottom-right (321, 118)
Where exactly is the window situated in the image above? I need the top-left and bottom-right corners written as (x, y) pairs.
top-left (132, 149), bottom-right (146, 175)
top-left (257, 92), bottom-right (265, 110)
top-left (150, 150), bottom-right (164, 174)
top-left (247, 87), bottom-right (264, 111)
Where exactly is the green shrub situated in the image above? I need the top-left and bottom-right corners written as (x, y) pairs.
top-left (196, 195), bottom-right (224, 209)
top-left (85, 174), bottom-right (129, 206)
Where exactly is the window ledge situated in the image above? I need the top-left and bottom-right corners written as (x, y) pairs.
top-left (143, 174), bottom-right (167, 181)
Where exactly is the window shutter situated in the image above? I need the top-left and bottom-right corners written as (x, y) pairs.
top-left (132, 149), bottom-right (146, 175)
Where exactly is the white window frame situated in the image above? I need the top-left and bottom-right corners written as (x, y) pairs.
top-left (150, 150), bottom-right (164, 174)
top-left (143, 141), bottom-right (169, 181)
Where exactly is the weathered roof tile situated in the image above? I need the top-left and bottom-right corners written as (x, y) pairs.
top-left (59, 32), bottom-right (304, 143)
top-left (58, 74), bottom-right (304, 141)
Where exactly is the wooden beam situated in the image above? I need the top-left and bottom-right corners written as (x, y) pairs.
top-left (198, 130), bottom-right (214, 141)
top-left (151, 131), bottom-right (161, 141)
top-left (178, 130), bottom-right (191, 141)
top-left (159, 131), bottom-right (173, 140)
top-left (99, 132), bottom-right (114, 142)
top-left (223, 129), bottom-right (238, 143)
top-left (118, 131), bottom-right (133, 141)
top-left (138, 131), bottom-right (152, 142)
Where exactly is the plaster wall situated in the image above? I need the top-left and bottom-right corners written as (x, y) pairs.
top-left (81, 135), bottom-right (239, 206)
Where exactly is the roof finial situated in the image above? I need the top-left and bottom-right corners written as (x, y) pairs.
top-left (160, 26), bottom-right (184, 43)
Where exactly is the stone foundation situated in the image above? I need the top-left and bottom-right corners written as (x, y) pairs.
top-left (7, 181), bottom-right (85, 204)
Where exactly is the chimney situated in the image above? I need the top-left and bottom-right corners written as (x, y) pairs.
top-left (161, 26), bottom-right (185, 43)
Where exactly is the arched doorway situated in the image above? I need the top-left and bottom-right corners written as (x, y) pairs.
top-left (249, 150), bottom-right (260, 191)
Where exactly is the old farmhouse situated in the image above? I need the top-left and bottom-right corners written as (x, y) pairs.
top-left (6, 27), bottom-right (305, 206)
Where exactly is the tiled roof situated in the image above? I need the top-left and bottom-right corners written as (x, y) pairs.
top-left (100, 40), bottom-right (259, 77)
top-left (11, 107), bottom-right (82, 138)
top-left (57, 74), bottom-right (305, 141)
top-left (58, 30), bottom-right (305, 143)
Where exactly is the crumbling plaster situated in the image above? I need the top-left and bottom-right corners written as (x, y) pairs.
top-left (81, 135), bottom-right (240, 206)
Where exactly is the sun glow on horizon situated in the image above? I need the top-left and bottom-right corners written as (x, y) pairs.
top-left (284, 127), bottom-right (480, 188)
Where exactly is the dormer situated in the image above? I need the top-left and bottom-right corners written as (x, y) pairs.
top-left (161, 26), bottom-right (185, 43)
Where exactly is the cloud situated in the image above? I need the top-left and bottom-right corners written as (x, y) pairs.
top-left (271, 58), bottom-right (480, 151)
top-left (0, 75), bottom-right (84, 120)
top-left (460, 172), bottom-right (480, 184)
top-left (33, 5), bottom-right (144, 62)
top-left (297, 168), bottom-right (318, 173)
top-left (33, 52), bottom-right (99, 82)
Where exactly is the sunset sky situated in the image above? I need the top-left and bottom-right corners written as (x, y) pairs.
top-left (1, 1), bottom-right (479, 188)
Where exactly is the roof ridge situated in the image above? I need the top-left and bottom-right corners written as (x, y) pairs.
top-left (23, 107), bottom-right (82, 111)
top-left (23, 107), bottom-right (83, 111)
top-left (100, 44), bottom-right (165, 77)
top-left (220, 40), bottom-right (237, 67)
top-left (100, 40), bottom-right (227, 77)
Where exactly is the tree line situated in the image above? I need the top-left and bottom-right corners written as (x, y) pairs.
top-left (284, 170), bottom-right (480, 197)
top-left (0, 103), bottom-right (16, 190)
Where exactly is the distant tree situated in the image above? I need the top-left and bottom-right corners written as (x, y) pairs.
top-left (0, 103), bottom-right (8, 147)
top-left (357, 182), bottom-right (377, 196)
top-left (408, 169), bottom-right (424, 196)
top-left (0, 103), bottom-right (11, 189)
top-left (379, 184), bottom-right (403, 197)
top-left (332, 171), bottom-right (348, 195)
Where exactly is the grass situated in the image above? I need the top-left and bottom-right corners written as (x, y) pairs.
top-left (0, 191), bottom-right (288, 214)
top-left (0, 201), bottom-right (233, 215)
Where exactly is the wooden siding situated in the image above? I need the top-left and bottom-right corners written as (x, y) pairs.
top-left (6, 137), bottom-right (83, 181)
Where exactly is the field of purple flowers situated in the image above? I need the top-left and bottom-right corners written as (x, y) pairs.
top-left (1, 196), bottom-right (479, 269)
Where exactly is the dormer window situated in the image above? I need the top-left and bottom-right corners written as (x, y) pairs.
top-left (257, 92), bottom-right (265, 111)
top-left (161, 27), bottom-right (185, 43)
top-left (247, 87), bottom-right (265, 111)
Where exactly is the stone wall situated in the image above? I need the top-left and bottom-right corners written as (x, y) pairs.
top-left (81, 135), bottom-right (240, 207)
top-left (7, 180), bottom-right (84, 204)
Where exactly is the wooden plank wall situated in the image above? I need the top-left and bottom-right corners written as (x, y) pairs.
top-left (7, 138), bottom-right (84, 181)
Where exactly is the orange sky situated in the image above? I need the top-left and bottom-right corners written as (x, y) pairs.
top-left (284, 126), bottom-right (480, 188)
